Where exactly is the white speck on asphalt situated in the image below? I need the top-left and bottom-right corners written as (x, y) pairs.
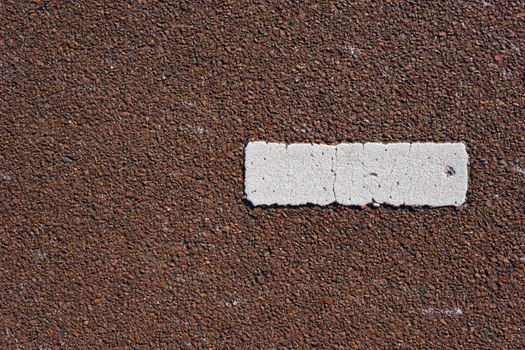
top-left (348, 44), bottom-right (356, 57)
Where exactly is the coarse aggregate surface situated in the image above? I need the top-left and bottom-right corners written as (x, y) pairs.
top-left (1, 1), bottom-right (525, 349)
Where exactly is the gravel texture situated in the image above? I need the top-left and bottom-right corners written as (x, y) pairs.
top-left (1, 1), bottom-right (525, 349)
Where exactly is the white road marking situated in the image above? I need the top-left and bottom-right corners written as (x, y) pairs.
top-left (244, 142), bottom-right (468, 207)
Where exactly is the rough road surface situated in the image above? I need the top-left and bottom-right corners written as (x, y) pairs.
top-left (1, 1), bottom-right (525, 349)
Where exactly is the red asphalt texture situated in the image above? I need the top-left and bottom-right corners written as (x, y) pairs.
top-left (1, 1), bottom-right (525, 349)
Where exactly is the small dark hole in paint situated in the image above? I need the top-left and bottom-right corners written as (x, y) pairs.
top-left (445, 165), bottom-right (456, 177)
top-left (369, 172), bottom-right (378, 177)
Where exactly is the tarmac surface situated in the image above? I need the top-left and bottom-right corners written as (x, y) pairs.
top-left (1, 1), bottom-right (525, 349)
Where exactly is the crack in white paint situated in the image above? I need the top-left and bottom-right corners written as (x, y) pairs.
top-left (331, 147), bottom-right (338, 201)
top-left (244, 142), bottom-right (468, 207)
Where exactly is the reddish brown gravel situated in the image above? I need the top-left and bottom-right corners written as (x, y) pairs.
top-left (1, 1), bottom-right (525, 349)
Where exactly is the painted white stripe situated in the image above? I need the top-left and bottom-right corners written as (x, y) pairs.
top-left (244, 142), bottom-right (468, 207)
